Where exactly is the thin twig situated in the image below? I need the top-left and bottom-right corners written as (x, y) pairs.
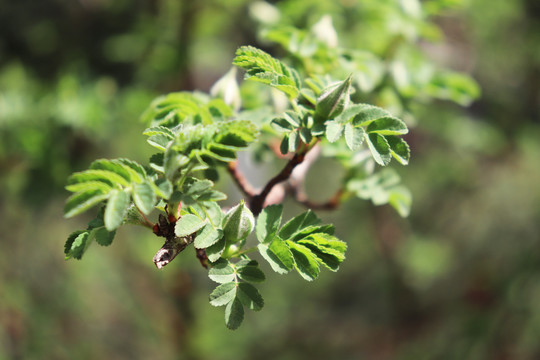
top-left (250, 149), bottom-right (308, 216)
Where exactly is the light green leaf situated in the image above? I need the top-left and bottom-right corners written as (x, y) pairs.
top-left (351, 104), bottom-right (393, 127)
top-left (389, 185), bottom-right (412, 217)
top-left (225, 298), bottom-right (244, 330)
top-left (175, 214), bottom-right (206, 237)
top-left (65, 181), bottom-right (112, 194)
top-left (209, 282), bottom-right (237, 307)
top-left (278, 210), bottom-right (320, 240)
top-left (233, 46), bottom-right (299, 99)
top-left (133, 181), bottom-right (156, 215)
top-left (287, 241), bottom-right (320, 281)
top-left (64, 190), bottom-right (109, 218)
top-left (104, 189), bottom-right (130, 231)
top-left (366, 117), bottom-right (408, 135)
top-left (257, 238), bottom-right (294, 274)
top-left (194, 224), bottom-right (223, 249)
top-left (67, 169), bottom-right (129, 188)
top-left (325, 121), bottom-right (343, 142)
top-left (256, 204), bottom-right (283, 244)
top-left (365, 133), bottom-right (392, 166)
top-left (344, 123), bottom-right (365, 150)
top-left (207, 237), bottom-right (227, 262)
top-left (152, 178), bottom-right (173, 199)
top-left (208, 259), bottom-right (235, 284)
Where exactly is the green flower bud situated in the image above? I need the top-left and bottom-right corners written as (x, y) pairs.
top-left (222, 200), bottom-right (255, 244)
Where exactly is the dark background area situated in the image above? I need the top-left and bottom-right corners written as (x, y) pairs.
top-left (1, 0), bottom-right (539, 359)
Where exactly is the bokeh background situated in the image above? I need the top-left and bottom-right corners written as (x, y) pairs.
top-left (1, 0), bottom-right (540, 359)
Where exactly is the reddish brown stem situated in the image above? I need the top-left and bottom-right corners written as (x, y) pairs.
top-left (250, 151), bottom-right (307, 216)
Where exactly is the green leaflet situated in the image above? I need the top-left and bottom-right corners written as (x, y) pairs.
top-left (386, 135), bottom-right (411, 165)
top-left (257, 238), bottom-right (294, 274)
top-left (208, 259), bottom-right (265, 329)
top-left (315, 75), bottom-right (352, 120)
top-left (365, 132), bottom-right (392, 166)
top-left (93, 227), bottom-right (115, 247)
top-left (287, 241), bottom-right (320, 281)
top-left (64, 190), bottom-right (109, 218)
top-left (194, 224), bottom-right (223, 249)
top-left (132, 181), bottom-right (156, 215)
top-left (256, 204), bottom-right (283, 244)
top-left (278, 210), bottom-right (320, 239)
top-left (233, 45), bottom-right (300, 99)
top-left (175, 214), bottom-right (206, 237)
top-left (104, 189), bottom-right (130, 231)
top-left (366, 117), bottom-right (408, 136)
top-left (344, 123), bottom-right (365, 150)
top-left (225, 298), bottom-right (244, 330)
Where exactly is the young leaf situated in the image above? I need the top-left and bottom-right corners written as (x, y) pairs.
top-left (104, 189), bottom-right (130, 231)
top-left (351, 104), bottom-right (394, 127)
top-left (64, 190), bottom-right (109, 218)
top-left (175, 214), bottom-right (206, 237)
top-left (133, 181), bottom-right (156, 215)
top-left (256, 204), bottom-right (283, 244)
top-left (236, 283), bottom-right (264, 311)
top-left (365, 133), bottom-right (392, 166)
top-left (366, 117), bottom-right (408, 135)
top-left (65, 231), bottom-right (92, 260)
top-left (344, 123), bottom-right (365, 150)
top-left (225, 298), bottom-right (244, 330)
top-left (257, 238), bottom-right (294, 274)
top-left (278, 210), bottom-right (320, 240)
top-left (233, 45), bottom-right (299, 99)
top-left (65, 181), bottom-right (112, 194)
top-left (386, 135), bottom-right (411, 165)
top-left (325, 121), bottom-right (343, 142)
top-left (67, 169), bottom-right (128, 188)
top-left (287, 241), bottom-right (320, 281)
top-left (209, 282), bottom-right (237, 307)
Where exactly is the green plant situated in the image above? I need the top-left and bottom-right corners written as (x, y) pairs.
top-left (62, 22), bottom-right (413, 329)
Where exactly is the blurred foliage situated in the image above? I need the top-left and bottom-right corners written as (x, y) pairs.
top-left (1, 0), bottom-right (539, 359)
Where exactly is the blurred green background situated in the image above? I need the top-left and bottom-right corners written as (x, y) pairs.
top-left (1, 0), bottom-right (540, 359)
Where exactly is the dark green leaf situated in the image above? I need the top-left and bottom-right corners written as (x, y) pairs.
top-left (104, 189), bottom-right (130, 231)
top-left (256, 204), bottom-right (283, 244)
top-left (365, 133), bottom-right (392, 166)
top-left (237, 283), bottom-right (264, 311)
top-left (65, 231), bottom-right (91, 260)
top-left (386, 135), bottom-right (410, 165)
top-left (280, 134), bottom-right (289, 155)
top-left (225, 298), bottom-right (244, 330)
top-left (289, 224), bottom-right (335, 242)
top-left (94, 227), bottom-right (116, 247)
top-left (237, 262), bottom-right (266, 283)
